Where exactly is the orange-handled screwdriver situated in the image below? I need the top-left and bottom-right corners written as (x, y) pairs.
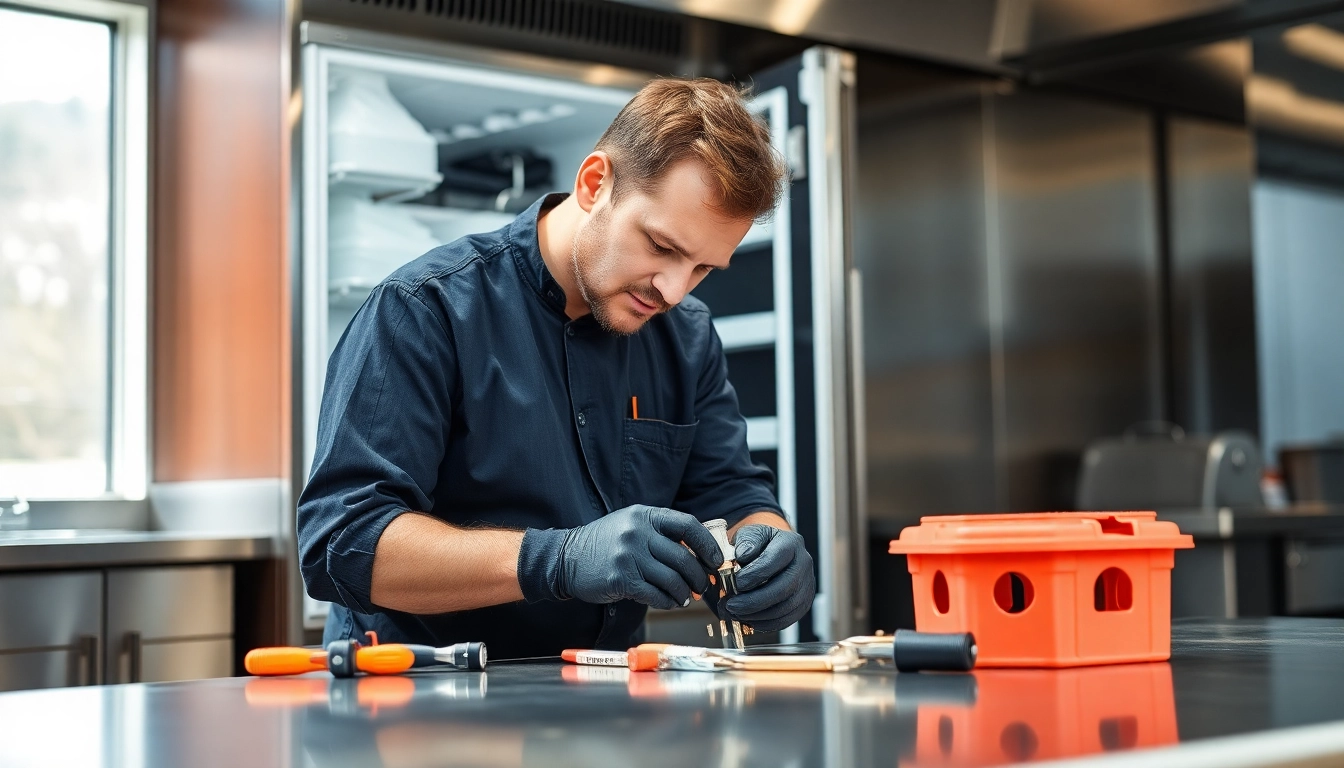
top-left (245, 646), bottom-right (329, 676)
top-left (245, 640), bottom-right (486, 677)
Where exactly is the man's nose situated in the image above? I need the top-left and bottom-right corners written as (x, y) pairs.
top-left (651, 265), bottom-right (696, 307)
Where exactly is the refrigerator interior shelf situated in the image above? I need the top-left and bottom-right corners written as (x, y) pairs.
top-left (714, 311), bottom-right (776, 353)
top-left (328, 278), bottom-right (377, 310)
top-left (746, 416), bottom-right (779, 451)
top-left (329, 165), bottom-right (443, 203)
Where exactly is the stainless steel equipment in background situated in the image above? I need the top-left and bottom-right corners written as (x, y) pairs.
top-left (1076, 425), bottom-right (1344, 620)
top-left (1077, 425), bottom-right (1265, 511)
top-left (1281, 441), bottom-right (1344, 503)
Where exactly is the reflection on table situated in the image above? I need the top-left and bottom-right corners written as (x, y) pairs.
top-left (242, 654), bottom-right (1176, 768)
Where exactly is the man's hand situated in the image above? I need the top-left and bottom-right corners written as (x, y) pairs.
top-left (708, 524), bottom-right (815, 632)
top-left (557, 505), bottom-right (724, 610)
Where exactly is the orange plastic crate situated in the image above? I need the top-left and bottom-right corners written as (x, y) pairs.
top-left (889, 512), bottom-right (1194, 668)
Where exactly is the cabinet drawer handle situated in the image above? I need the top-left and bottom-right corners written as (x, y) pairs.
top-left (75, 635), bottom-right (99, 686)
top-left (125, 631), bottom-right (143, 683)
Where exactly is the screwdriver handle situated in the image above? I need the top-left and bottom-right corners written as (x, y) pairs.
top-left (244, 646), bottom-right (329, 676)
top-left (355, 644), bottom-right (416, 675)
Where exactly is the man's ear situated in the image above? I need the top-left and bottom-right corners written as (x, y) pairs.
top-left (573, 151), bottom-right (612, 213)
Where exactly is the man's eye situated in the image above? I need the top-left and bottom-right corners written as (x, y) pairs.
top-left (649, 238), bottom-right (673, 254)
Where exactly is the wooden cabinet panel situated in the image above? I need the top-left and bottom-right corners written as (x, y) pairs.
top-left (153, 0), bottom-right (289, 481)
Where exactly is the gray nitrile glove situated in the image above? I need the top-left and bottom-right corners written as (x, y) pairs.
top-left (546, 505), bottom-right (724, 610)
top-left (707, 524), bottom-right (816, 633)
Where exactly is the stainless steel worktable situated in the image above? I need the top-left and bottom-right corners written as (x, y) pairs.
top-left (2, 618), bottom-right (1342, 768)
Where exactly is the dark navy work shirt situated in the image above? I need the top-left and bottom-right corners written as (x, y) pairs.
top-left (297, 194), bottom-right (782, 659)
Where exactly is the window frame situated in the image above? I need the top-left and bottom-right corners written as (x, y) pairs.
top-left (3, 0), bottom-right (150, 502)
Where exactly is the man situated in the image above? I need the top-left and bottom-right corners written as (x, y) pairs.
top-left (298, 77), bottom-right (816, 658)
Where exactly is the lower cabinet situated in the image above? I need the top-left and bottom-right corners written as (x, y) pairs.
top-left (0, 565), bottom-right (234, 692)
top-left (105, 565), bottom-right (233, 684)
top-left (0, 572), bottom-right (102, 692)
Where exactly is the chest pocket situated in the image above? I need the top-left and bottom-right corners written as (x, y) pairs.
top-left (619, 418), bottom-right (697, 509)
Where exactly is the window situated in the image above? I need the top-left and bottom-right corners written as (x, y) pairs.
top-left (0, 0), bottom-right (148, 500)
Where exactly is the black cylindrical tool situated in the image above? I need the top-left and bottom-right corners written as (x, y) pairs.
top-left (409, 641), bottom-right (488, 671)
top-left (892, 630), bottom-right (977, 672)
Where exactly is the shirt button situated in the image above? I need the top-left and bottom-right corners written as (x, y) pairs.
top-left (566, 326), bottom-right (575, 337)
top-left (576, 411), bottom-right (587, 427)
top-left (608, 607), bottom-right (617, 617)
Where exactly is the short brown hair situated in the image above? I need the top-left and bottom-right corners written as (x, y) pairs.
top-left (595, 78), bottom-right (786, 221)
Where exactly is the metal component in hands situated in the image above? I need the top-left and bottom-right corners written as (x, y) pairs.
top-left (704, 519), bottom-right (745, 651)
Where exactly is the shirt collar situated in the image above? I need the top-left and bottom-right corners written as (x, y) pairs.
top-left (509, 192), bottom-right (572, 315)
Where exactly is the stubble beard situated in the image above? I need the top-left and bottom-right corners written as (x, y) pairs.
top-left (570, 206), bottom-right (658, 337)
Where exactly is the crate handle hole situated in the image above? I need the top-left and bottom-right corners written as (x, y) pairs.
top-left (993, 572), bottom-right (1034, 614)
top-left (933, 571), bottom-right (950, 614)
top-left (1093, 567), bottom-right (1133, 611)
top-left (1098, 516), bottom-right (1134, 535)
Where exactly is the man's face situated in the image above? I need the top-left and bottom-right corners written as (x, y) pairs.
top-left (571, 159), bottom-right (754, 336)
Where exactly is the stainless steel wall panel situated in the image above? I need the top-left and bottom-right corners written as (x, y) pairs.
top-left (1167, 117), bottom-right (1259, 435)
top-left (855, 93), bottom-right (998, 521)
top-left (991, 91), bottom-right (1164, 509)
top-left (855, 84), bottom-right (1165, 518)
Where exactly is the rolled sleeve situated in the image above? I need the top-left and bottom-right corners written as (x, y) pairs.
top-left (674, 319), bottom-right (786, 529)
top-left (297, 282), bottom-right (457, 614)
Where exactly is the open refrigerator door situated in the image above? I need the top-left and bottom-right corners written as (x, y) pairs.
top-left (297, 30), bottom-right (644, 629)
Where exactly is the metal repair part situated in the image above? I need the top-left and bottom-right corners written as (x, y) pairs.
top-left (704, 519), bottom-right (746, 651)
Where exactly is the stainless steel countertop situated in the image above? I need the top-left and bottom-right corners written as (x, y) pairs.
top-left (1157, 503), bottom-right (1344, 539)
top-left (0, 529), bottom-right (274, 570)
top-left (1, 618), bottom-right (1343, 767)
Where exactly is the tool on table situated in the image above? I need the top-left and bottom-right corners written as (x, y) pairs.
top-left (703, 519), bottom-right (746, 650)
top-left (627, 631), bottom-right (976, 674)
top-left (245, 631), bottom-right (487, 677)
top-left (563, 644), bottom-right (688, 669)
top-left (561, 649), bottom-right (631, 667)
